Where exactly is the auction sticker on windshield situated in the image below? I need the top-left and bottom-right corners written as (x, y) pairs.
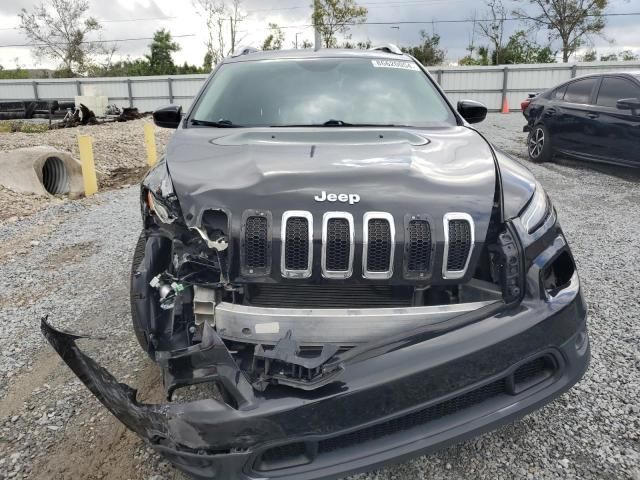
top-left (371, 59), bottom-right (420, 71)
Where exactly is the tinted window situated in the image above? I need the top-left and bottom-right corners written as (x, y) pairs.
top-left (192, 58), bottom-right (455, 127)
top-left (552, 86), bottom-right (567, 100)
top-left (564, 78), bottom-right (597, 104)
top-left (596, 77), bottom-right (640, 108)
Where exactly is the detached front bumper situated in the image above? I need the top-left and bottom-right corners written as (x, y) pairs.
top-left (42, 244), bottom-right (589, 480)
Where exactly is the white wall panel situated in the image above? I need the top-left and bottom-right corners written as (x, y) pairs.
top-left (1, 61), bottom-right (639, 114)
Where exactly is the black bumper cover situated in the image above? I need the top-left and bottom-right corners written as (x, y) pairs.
top-left (42, 233), bottom-right (589, 480)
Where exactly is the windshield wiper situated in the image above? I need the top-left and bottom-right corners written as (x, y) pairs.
top-left (190, 119), bottom-right (242, 128)
top-left (271, 120), bottom-right (410, 128)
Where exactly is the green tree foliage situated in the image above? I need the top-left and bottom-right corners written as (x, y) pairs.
top-left (341, 40), bottom-right (372, 49)
top-left (495, 31), bottom-right (556, 64)
top-left (513, 0), bottom-right (609, 63)
top-left (86, 30), bottom-right (204, 77)
top-left (312, 0), bottom-right (368, 48)
top-left (581, 49), bottom-right (639, 62)
top-left (145, 29), bottom-right (181, 75)
top-left (459, 46), bottom-right (491, 65)
top-left (18, 0), bottom-right (105, 75)
top-left (402, 32), bottom-right (446, 66)
top-left (476, 0), bottom-right (507, 65)
top-left (262, 23), bottom-right (285, 50)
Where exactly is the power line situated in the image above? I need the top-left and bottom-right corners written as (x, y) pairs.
top-left (1, 11), bottom-right (639, 47)
top-left (0, 34), bottom-right (195, 49)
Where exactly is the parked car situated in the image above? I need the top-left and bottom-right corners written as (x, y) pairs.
top-left (522, 72), bottom-right (640, 166)
top-left (43, 46), bottom-right (589, 480)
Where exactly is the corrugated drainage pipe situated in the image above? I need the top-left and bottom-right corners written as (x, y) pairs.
top-left (42, 156), bottom-right (70, 195)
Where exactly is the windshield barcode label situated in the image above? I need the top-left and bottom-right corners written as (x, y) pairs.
top-left (371, 60), bottom-right (420, 71)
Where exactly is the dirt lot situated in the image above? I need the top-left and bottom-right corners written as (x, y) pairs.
top-left (0, 114), bottom-right (638, 480)
top-left (0, 119), bottom-right (173, 223)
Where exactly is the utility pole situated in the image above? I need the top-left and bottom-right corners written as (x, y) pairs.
top-left (295, 32), bottom-right (303, 49)
top-left (313, 0), bottom-right (321, 50)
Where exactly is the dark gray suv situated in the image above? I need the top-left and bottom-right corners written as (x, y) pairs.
top-left (44, 47), bottom-right (589, 480)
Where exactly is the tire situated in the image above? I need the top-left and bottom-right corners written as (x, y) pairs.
top-left (130, 232), bottom-right (151, 354)
top-left (527, 124), bottom-right (553, 163)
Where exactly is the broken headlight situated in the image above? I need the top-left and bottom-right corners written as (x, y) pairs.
top-left (143, 161), bottom-right (182, 224)
top-left (147, 190), bottom-right (180, 224)
top-left (519, 181), bottom-right (551, 234)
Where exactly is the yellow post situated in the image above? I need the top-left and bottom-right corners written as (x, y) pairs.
top-left (144, 123), bottom-right (157, 167)
top-left (78, 135), bottom-right (98, 196)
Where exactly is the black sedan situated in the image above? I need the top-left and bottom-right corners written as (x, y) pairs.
top-left (523, 73), bottom-right (640, 166)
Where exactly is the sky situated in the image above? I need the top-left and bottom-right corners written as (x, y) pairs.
top-left (0, 0), bottom-right (639, 70)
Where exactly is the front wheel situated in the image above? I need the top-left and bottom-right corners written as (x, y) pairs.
top-left (527, 124), bottom-right (553, 163)
top-left (130, 232), bottom-right (152, 355)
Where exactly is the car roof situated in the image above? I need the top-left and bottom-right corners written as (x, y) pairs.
top-left (222, 48), bottom-right (413, 64)
top-left (568, 71), bottom-right (640, 82)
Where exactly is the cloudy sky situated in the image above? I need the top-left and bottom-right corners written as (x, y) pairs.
top-left (0, 0), bottom-right (638, 69)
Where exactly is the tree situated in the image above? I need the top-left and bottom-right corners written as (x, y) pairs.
top-left (312, 0), bottom-right (368, 48)
top-left (402, 31), bottom-right (446, 66)
top-left (341, 40), bottom-right (372, 49)
top-left (262, 23), bottom-right (285, 50)
top-left (145, 29), bottom-right (180, 75)
top-left (619, 50), bottom-right (639, 61)
top-left (497, 31), bottom-right (556, 64)
top-left (513, 0), bottom-right (609, 63)
top-left (18, 0), bottom-right (105, 75)
top-left (476, 0), bottom-right (507, 65)
top-left (459, 46), bottom-right (490, 66)
top-left (582, 49), bottom-right (598, 61)
top-left (599, 53), bottom-right (617, 62)
top-left (194, 0), bottom-right (246, 68)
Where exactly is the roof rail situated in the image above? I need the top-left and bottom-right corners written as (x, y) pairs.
top-left (231, 46), bottom-right (260, 58)
top-left (369, 44), bottom-right (403, 55)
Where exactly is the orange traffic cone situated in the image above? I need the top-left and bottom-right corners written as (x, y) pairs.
top-left (501, 96), bottom-right (510, 114)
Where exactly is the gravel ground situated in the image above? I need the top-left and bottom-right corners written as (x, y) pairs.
top-left (0, 113), bottom-right (638, 480)
top-left (0, 119), bottom-right (173, 223)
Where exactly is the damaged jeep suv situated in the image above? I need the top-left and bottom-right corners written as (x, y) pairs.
top-left (43, 47), bottom-right (589, 480)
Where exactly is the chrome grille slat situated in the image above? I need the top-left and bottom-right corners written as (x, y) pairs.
top-left (281, 211), bottom-right (313, 278)
top-left (322, 212), bottom-right (354, 279)
top-left (362, 212), bottom-right (395, 279)
top-left (442, 213), bottom-right (475, 280)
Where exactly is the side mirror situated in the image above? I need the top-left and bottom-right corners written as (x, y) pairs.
top-left (457, 100), bottom-right (488, 124)
top-left (616, 98), bottom-right (640, 116)
top-left (153, 105), bottom-right (182, 129)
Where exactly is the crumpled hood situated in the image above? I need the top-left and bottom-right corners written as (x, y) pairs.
top-left (166, 126), bottom-right (497, 240)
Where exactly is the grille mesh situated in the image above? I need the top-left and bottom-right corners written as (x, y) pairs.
top-left (325, 218), bottom-right (351, 271)
top-left (407, 220), bottom-right (431, 272)
top-left (284, 217), bottom-right (310, 271)
top-left (366, 219), bottom-right (392, 272)
top-left (248, 284), bottom-right (413, 309)
top-left (245, 216), bottom-right (268, 269)
top-left (447, 220), bottom-right (472, 271)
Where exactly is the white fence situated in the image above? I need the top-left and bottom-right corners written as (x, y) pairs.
top-left (1, 61), bottom-right (639, 113)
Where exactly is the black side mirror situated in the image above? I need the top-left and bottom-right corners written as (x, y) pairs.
top-left (153, 105), bottom-right (182, 129)
top-left (457, 100), bottom-right (488, 124)
top-left (616, 98), bottom-right (640, 116)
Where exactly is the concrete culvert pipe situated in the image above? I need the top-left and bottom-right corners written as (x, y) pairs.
top-left (0, 146), bottom-right (84, 198)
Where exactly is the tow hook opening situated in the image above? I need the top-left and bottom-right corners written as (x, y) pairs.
top-left (542, 250), bottom-right (574, 297)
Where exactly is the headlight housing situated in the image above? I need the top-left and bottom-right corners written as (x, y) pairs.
top-left (519, 181), bottom-right (551, 234)
top-left (147, 191), bottom-right (179, 224)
